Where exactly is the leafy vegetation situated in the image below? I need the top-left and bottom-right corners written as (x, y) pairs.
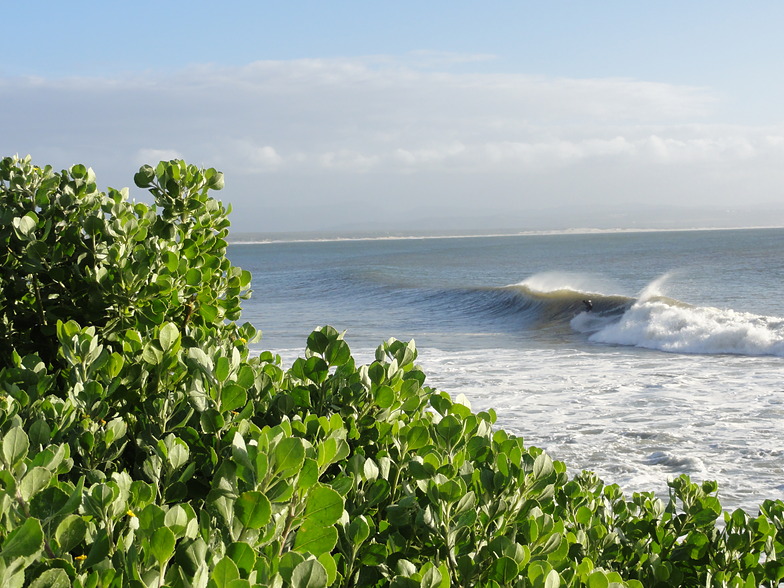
top-left (1, 154), bottom-right (783, 587)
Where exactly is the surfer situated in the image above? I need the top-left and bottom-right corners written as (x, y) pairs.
top-left (582, 299), bottom-right (593, 312)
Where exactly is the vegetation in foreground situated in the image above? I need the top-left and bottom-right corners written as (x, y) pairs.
top-left (1, 155), bottom-right (783, 588)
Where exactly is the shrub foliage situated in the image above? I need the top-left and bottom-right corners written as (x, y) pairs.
top-left (1, 155), bottom-right (783, 587)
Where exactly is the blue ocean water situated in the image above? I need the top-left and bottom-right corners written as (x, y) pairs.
top-left (228, 228), bottom-right (784, 512)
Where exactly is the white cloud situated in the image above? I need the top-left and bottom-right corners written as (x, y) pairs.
top-left (2, 55), bottom-right (784, 231)
top-left (236, 142), bottom-right (284, 171)
top-left (318, 149), bottom-right (380, 172)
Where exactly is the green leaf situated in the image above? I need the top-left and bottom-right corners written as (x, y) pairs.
top-left (317, 553), bottom-right (338, 586)
top-left (420, 563), bottom-right (442, 588)
top-left (307, 331), bottom-right (329, 354)
top-left (533, 452), bottom-right (554, 479)
top-left (227, 541), bottom-right (256, 577)
top-left (587, 571), bottom-right (609, 588)
top-left (149, 526), bottom-right (176, 565)
top-left (273, 437), bottom-right (305, 475)
top-left (279, 551), bottom-right (306, 583)
top-left (19, 467), bottom-right (53, 502)
top-left (159, 322), bottom-right (179, 352)
top-left (221, 384), bottom-right (247, 413)
top-left (406, 425), bottom-right (430, 450)
top-left (236, 364), bottom-right (256, 388)
top-left (215, 356), bottom-right (230, 382)
top-left (291, 558), bottom-right (328, 588)
top-left (134, 165), bottom-right (156, 187)
top-left (325, 340), bottom-right (351, 367)
top-left (139, 504), bottom-right (166, 534)
top-left (142, 343), bottom-right (163, 365)
top-left (162, 250), bottom-right (179, 272)
top-left (83, 528), bottom-right (110, 568)
top-left (347, 516), bottom-right (370, 545)
top-left (0, 517), bottom-right (44, 559)
top-left (211, 556), bottom-right (240, 588)
top-left (293, 524), bottom-right (338, 556)
top-left (3, 427), bottom-right (29, 468)
top-left (435, 414), bottom-right (462, 445)
top-left (55, 514), bottom-right (87, 554)
top-left (539, 532), bottom-right (562, 555)
top-left (302, 356), bottom-right (329, 383)
top-left (187, 347), bottom-right (214, 373)
top-left (12, 213), bottom-right (37, 238)
top-left (208, 170), bottom-right (225, 190)
top-left (164, 505), bottom-right (191, 538)
top-left (57, 476), bottom-right (85, 517)
top-left (366, 479), bottom-right (391, 506)
top-left (544, 569), bottom-right (561, 588)
top-left (28, 420), bottom-right (51, 448)
top-left (106, 353), bottom-right (124, 378)
top-left (29, 568), bottom-right (71, 588)
top-left (575, 505), bottom-right (593, 525)
top-left (490, 556), bottom-right (519, 583)
top-left (374, 385), bottom-right (395, 408)
top-left (30, 486), bottom-right (69, 520)
top-left (298, 458), bottom-right (319, 491)
top-left (363, 458), bottom-right (379, 481)
top-left (234, 491), bottom-right (271, 529)
top-left (437, 479), bottom-right (463, 503)
top-left (168, 439), bottom-right (189, 471)
top-left (185, 267), bottom-right (202, 286)
top-left (201, 409), bottom-right (225, 433)
top-left (454, 490), bottom-right (476, 516)
top-left (303, 485), bottom-right (344, 527)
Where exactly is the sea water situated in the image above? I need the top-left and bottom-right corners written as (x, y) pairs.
top-left (228, 228), bottom-right (784, 513)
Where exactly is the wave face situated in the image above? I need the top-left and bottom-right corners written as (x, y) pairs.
top-left (500, 280), bottom-right (632, 327)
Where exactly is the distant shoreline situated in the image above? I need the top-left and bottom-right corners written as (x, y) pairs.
top-left (227, 225), bottom-right (784, 246)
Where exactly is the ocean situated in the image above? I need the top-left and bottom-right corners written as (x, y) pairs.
top-left (227, 228), bottom-right (784, 513)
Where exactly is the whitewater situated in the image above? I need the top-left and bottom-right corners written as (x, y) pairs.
top-left (229, 227), bottom-right (784, 513)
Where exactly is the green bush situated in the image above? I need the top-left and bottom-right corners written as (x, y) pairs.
top-left (1, 154), bottom-right (783, 587)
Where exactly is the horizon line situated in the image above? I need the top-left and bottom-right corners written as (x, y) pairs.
top-left (226, 224), bottom-right (784, 246)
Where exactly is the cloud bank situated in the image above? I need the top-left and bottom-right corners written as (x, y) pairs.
top-left (2, 54), bottom-right (783, 232)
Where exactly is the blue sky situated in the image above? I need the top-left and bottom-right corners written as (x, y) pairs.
top-left (3, 1), bottom-right (784, 232)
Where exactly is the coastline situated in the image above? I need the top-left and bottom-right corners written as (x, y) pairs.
top-left (227, 224), bottom-right (784, 246)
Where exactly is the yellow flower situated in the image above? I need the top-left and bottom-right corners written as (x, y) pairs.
top-left (75, 554), bottom-right (87, 561)
top-left (127, 509), bottom-right (137, 518)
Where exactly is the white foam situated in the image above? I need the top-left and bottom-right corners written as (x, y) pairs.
top-left (589, 299), bottom-right (784, 356)
top-left (570, 311), bottom-right (618, 334)
top-left (414, 345), bottom-right (784, 513)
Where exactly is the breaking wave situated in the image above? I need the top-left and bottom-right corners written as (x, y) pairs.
top-left (438, 272), bottom-right (784, 357)
top-left (567, 274), bottom-right (784, 356)
top-left (582, 293), bottom-right (784, 356)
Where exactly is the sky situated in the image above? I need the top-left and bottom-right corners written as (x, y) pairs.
top-left (3, 1), bottom-right (784, 234)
